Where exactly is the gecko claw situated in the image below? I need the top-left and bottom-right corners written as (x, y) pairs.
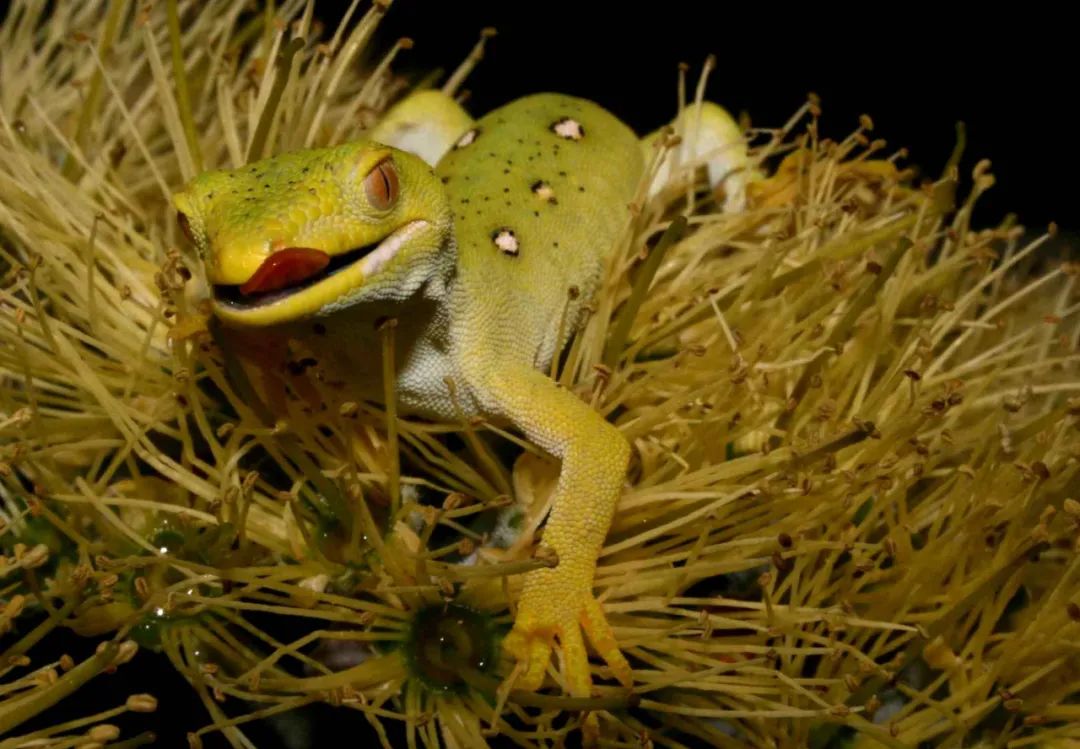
top-left (503, 575), bottom-right (632, 697)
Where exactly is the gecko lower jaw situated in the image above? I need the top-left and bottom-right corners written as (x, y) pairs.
top-left (212, 219), bottom-right (430, 312)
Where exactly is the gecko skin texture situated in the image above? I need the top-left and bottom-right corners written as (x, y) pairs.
top-left (174, 91), bottom-right (748, 699)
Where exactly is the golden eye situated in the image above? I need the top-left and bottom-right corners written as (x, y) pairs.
top-left (364, 158), bottom-right (399, 210)
top-left (177, 211), bottom-right (195, 243)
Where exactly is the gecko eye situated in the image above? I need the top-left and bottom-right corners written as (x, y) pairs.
top-left (177, 211), bottom-right (195, 243)
top-left (364, 158), bottom-right (399, 210)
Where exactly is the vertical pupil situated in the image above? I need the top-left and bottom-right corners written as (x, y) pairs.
top-left (379, 166), bottom-right (391, 199)
top-left (368, 161), bottom-right (395, 207)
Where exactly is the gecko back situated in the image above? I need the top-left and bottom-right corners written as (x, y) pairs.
top-left (435, 93), bottom-right (645, 368)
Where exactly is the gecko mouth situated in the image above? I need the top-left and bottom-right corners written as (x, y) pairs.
top-left (212, 220), bottom-right (428, 311)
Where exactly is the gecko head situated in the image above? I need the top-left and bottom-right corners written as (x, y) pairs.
top-left (173, 142), bottom-right (453, 327)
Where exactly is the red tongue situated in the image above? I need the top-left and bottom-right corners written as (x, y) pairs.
top-left (239, 247), bottom-right (331, 296)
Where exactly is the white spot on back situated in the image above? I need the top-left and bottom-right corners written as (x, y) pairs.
top-left (552, 117), bottom-right (584, 141)
top-left (454, 128), bottom-right (479, 149)
top-left (492, 228), bottom-right (519, 256)
top-left (531, 180), bottom-right (556, 202)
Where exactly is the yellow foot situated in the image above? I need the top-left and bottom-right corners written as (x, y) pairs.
top-left (502, 576), bottom-right (632, 697)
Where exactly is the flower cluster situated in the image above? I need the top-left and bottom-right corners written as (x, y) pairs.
top-left (1, 2), bottom-right (1077, 747)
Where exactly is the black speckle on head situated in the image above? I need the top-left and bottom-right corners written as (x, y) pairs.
top-left (441, 176), bottom-right (450, 184)
top-left (502, 187), bottom-right (510, 193)
top-left (312, 322), bottom-right (327, 335)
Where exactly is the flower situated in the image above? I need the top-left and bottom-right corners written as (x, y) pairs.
top-left (1, 2), bottom-right (1077, 747)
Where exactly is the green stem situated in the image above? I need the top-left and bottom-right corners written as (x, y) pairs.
top-left (0, 643), bottom-right (118, 735)
top-left (772, 237), bottom-right (912, 442)
top-left (166, 0), bottom-right (203, 172)
top-left (379, 319), bottom-right (401, 516)
top-left (247, 37), bottom-right (305, 162)
top-left (459, 667), bottom-right (639, 711)
top-left (0, 594), bottom-right (80, 662)
top-left (63, 0), bottom-right (129, 180)
top-left (109, 732), bottom-right (159, 749)
top-left (211, 319), bottom-right (346, 522)
top-left (604, 216), bottom-right (687, 369)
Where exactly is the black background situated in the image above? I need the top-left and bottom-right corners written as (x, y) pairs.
top-left (360, 0), bottom-right (1075, 233)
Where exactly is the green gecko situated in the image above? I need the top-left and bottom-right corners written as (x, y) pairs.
top-left (173, 90), bottom-right (749, 698)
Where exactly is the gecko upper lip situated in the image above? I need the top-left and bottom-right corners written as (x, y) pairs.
top-left (211, 220), bottom-right (428, 311)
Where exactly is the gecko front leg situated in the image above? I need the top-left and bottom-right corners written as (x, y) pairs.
top-left (465, 363), bottom-right (632, 696)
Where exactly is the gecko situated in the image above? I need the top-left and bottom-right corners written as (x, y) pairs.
top-left (173, 89), bottom-right (750, 699)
